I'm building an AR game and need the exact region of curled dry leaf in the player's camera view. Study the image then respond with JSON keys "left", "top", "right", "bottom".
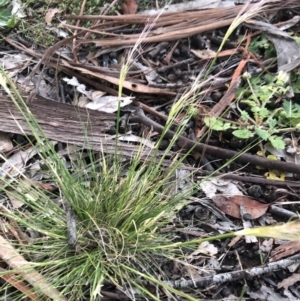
{"left": 121, "top": 0, "right": 138, "bottom": 14}
{"left": 212, "top": 195, "right": 270, "bottom": 219}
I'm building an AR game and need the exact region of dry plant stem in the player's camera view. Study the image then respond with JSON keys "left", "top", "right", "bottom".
{"left": 163, "top": 253, "right": 300, "bottom": 289}
{"left": 81, "top": 18, "right": 238, "bottom": 47}
{"left": 196, "top": 170, "right": 300, "bottom": 188}
{"left": 72, "top": 0, "right": 87, "bottom": 63}
{"left": 131, "top": 108, "right": 300, "bottom": 174}
{"left": 0, "top": 235, "right": 67, "bottom": 301}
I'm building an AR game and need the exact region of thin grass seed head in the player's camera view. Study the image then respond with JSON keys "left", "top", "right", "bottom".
{"left": 119, "top": 4, "right": 171, "bottom": 97}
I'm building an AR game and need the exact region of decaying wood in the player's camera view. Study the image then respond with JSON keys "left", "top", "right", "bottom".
{"left": 0, "top": 94, "right": 172, "bottom": 160}
{"left": 1, "top": 94, "right": 115, "bottom": 136}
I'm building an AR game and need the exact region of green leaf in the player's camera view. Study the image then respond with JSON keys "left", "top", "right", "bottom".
{"left": 204, "top": 117, "right": 230, "bottom": 131}
{"left": 251, "top": 106, "right": 260, "bottom": 113}
{"left": 257, "top": 107, "right": 270, "bottom": 119}
{"left": 0, "top": 7, "right": 13, "bottom": 27}
{"left": 267, "top": 118, "right": 277, "bottom": 129}
{"left": 6, "top": 15, "right": 15, "bottom": 28}
{"left": 259, "top": 86, "right": 272, "bottom": 102}
{"left": 223, "top": 122, "right": 232, "bottom": 130}
{"left": 255, "top": 128, "right": 270, "bottom": 140}
{"left": 268, "top": 136, "right": 285, "bottom": 149}
{"left": 281, "top": 100, "right": 300, "bottom": 126}
{"left": 263, "top": 74, "right": 275, "bottom": 84}
{"left": 0, "top": 0, "right": 11, "bottom": 7}
{"left": 240, "top": 110, "right": 250, "bottom": 122}
{"left": 291, "top": 81, "right": 300, "bottom": 94}
{"left": 241, "top": 99, "right": 257, "bottom": 107}
{"left": 232, "top": 129, "right": 253, "bottom": 139}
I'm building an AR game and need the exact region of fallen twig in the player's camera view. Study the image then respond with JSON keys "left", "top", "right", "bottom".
{"left": 163, "top": 253, "right": 300, "bottom": 289}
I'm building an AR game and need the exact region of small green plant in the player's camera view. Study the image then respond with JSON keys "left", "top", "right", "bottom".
{"left": 248, "top": 34, "right": 276, "bottom": 59}
{"left": 0, "top": 0, "right": 17, "bottom": 28}
{"left": 204, "top": 71, "right": 297, "bottom": 150}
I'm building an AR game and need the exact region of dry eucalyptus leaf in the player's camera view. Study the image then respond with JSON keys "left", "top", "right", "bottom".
{"left": 212, "top": 195, "right": 269, "bottom": 219}
{"left": 189, "top": 241, "right": 218, "bottom": 258}
{"left": 114, "top": 134, "right": 155, "bottom": 148}
{"left": 191, "top": 49, "right": 216, "bottom": 59}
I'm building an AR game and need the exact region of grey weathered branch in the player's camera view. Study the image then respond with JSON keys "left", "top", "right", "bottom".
{"left": 163, "top": 253, "right": 300, "bottom": 289}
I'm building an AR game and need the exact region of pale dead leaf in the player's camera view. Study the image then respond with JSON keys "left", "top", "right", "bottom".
{"left": 7, "top": 191, "right": 24, "bottom": 209}
{"left": 260, "top": 238, "right": 274, "bottom": 253}
{"left": 91, "top": 90, "right": 106, "bottom": 101}
{"left": 189, "top": 241, "right": 218, "bottom": 258}
{"left": 76, "top": 96, "right": 90, "bottom": 108}
{"left": 200, "top": 177, "right": 243, "bottom": 199}
{"left": 45, "top": 8, "right": 60, "bottom": 26}
{"left": 278, "top": 273, "right": 300, "bottom": 289}
{"left": 0, "top": 148, "right": 37, "bottom": 178}
{"left": 114, "top": 134, "right": 155, "bottom": 148}
{"left": 85, "top": 96, "right": 133, "bottom": 113}
{"left": 0, "top": 234, "right": 67, "bottom": 301}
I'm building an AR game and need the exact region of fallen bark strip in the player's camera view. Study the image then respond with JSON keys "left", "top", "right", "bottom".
{"left": 0, "top": 94, "right": 170, "bottom": 161}
{"left": 163, "top": 253, "right": 300, "bottom": 289}
{"left": 131, "top": 107, "right": 300, "bottom": 175}
{"left": 0, "top": 267, "right": 39, "bottom": 300}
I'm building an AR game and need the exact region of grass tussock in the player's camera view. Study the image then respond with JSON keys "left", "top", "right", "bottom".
{"left": 0, "top": 68, "right": 199, "bottom": 300}
{"left": 0, "top": 2, "right": 292, "bottom": 300}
